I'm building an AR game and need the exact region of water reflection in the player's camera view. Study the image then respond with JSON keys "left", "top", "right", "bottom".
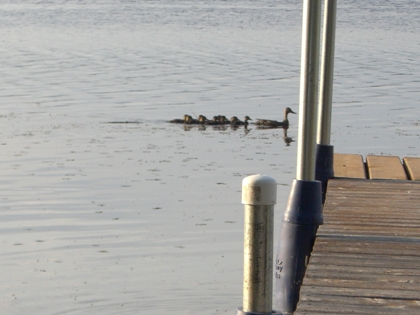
{"left": 106, "top": 117, "right": 295, "bottom": 145}
{"left": 283, "top": 128, "right": 294, "bottom": 146}
{"left": 179, "top": 121, "right": 294, "bottom": 145}
{"left": 182, "top": 122, "right": 252, "bottom": 134}
{"left": 255, "top": 125, "right": 295, "bottom": 146}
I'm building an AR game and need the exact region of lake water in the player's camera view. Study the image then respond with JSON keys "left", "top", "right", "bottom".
{"left": 1, "top": 1, "right": 419, "bottom": 314}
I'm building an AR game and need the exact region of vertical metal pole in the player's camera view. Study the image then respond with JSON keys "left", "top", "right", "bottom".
{"left": 315, "top": 0, "right": 337, "bottom": 201}
{"left": 275, "top": 1, "right": 323, "bottom": 313}
{"left": 236, "top": 175, "right": 279, "bottom": 315}
{"left": 317, "top": 0, "right": 337, "bottom": 145}
{"left": 296, "top": 0, "right": 323, "bottom": 182}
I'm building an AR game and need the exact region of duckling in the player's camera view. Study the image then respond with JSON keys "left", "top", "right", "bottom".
{"left": 218, "top": 115, "right": 230, "bottom": 124}
{"left": 198, "top": 115, "right": 208, "bottom": 124}
{"left": 230, "top": 116, "right": 240, "bottom": 125}
{"left": 188, "top": 115, "right": 205, "bottom": 124}
{"left": 242, "top": 116, "right": 252, "bottom": 126}
{"left": 206, "top": 116, "right": 222, "bottom": 125}
{"left": 255, "top": 107, "right": 296, "bottom": 128}
{"left": 230, "top": 116, "right": 252, "bottom": 126}
{"left": 184, "top": 115, "right": 194, "bottom": 124}
{"left": 168, "top": 114, "right": 190, "bottom": 124}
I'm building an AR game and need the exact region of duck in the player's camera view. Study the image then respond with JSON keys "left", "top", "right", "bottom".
{"left": 168, "top": 114, "right": 191, "bottom": 124}
{"left": 230, "top": 116, "right": 240, "bottom": 125}
{"left": 218, "top": 115, "right": 230, "bottom": 124}
{"left": 197, "top": 115, "right": 208, "bottom": 124}
{"left": 230, "top": 116, "right": 252, "bottom": 126}
{"left": 205, "top": 116, "right": 223, "bottom": 125}
{"left": 254, "top": 107, "right": 296, "bottom": 128}
{"left": 188, "top": 115, "right": 207, "bottom": 124}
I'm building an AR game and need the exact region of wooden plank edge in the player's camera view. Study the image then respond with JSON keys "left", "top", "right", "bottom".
{"left": 366, "top": 155, "right": 408, "bottom": 180}
{"left": 403, "top": 157, "right": 420, "bottom": 181}
{"left": 333, "top": 153, "right": 367, "bottom": 179}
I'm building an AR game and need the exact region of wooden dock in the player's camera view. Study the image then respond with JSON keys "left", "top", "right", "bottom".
{"left": 295, "top": 154, "right": 420, "bottom": 315}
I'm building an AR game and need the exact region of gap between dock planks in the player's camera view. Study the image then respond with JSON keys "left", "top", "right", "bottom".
{"left": 295, "top": 154, "right": 420, "bottom": 315}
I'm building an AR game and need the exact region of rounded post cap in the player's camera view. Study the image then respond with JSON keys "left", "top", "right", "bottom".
{"left": 242, "top": 174, "right": 277, "bottom": 205}
{"left": 236, "top": 307, "right": 282, "bottom": 315}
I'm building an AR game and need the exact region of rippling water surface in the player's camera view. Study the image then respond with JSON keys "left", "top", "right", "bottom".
{"left": 1, "top": 1, "right": 419, "bottom": 314}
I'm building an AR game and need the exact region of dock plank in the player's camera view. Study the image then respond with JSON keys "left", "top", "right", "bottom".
{"left": 333, "top": 153, "right": 366, "bottom": 179}
{"left": 297, "top": 289, "right": 420, "bottom": 315}
{"left": 295, "top": 179, "right": 420, "bottom": 315}
{"left": 366, "top": 155, "right": 407, "bottom": 180}
{"left": 403, "top": 157, "right": 420, "bottom": 181}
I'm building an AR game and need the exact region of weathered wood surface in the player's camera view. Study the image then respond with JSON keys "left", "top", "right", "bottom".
{"left": 404, "top": 157, "right": 420, "bottom": 181}
{"left": 366, "top": 155, "right": 407, "bottom": 180}
{"left": 295, "top": 179, "right": 420, "bottom": 315}
{"left": 333, "top": 154, "right": 420, "bottom": 180}
{"left": 333, "top": 153, "right": 366, "bottom": 179}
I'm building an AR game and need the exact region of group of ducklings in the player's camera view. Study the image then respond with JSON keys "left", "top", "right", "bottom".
{"left": 169, "top": 114, "right": 252, "bottom": 126}
{"left": 168, "top": 107, "right": 297, "bottom": 128}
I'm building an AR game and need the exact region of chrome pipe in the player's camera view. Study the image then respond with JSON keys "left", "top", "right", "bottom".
{"left": 296, "top": 0, "right": 323, "bottom": 181}
{"left": 317, "top": 0, "right": 337, "bottom": 145}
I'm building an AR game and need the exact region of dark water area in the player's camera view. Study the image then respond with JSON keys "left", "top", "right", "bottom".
{"left": 1, "top": 1, "right": 419, "bottom": 314}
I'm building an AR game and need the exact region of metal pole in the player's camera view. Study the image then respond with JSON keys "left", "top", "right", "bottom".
{"left": 296, "top": 0, "right": 323, "bottom": 182}
{"left": 236, "top": 175, "right": 279, "bottom": 315}
{"left": 275, "top": 1, "right": 323, "bottom": 313}
{"left": 317, "top": 0, "right": 337, "bottom": 145}
{"left": 315, "top": 0, "right": 337, "bottom": 202}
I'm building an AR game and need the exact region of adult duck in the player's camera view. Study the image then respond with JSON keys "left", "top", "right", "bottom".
{"left": 254, "top": 107, "right": 296, "bottom": 128}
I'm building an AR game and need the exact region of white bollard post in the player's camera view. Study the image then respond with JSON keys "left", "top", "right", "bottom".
{"left": 236, "top": 175, "right": 278, "bottom": 315}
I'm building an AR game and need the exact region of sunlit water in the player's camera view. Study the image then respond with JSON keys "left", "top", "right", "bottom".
{"left": 1, "top": 1, "right": 419, "bottom": 314}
